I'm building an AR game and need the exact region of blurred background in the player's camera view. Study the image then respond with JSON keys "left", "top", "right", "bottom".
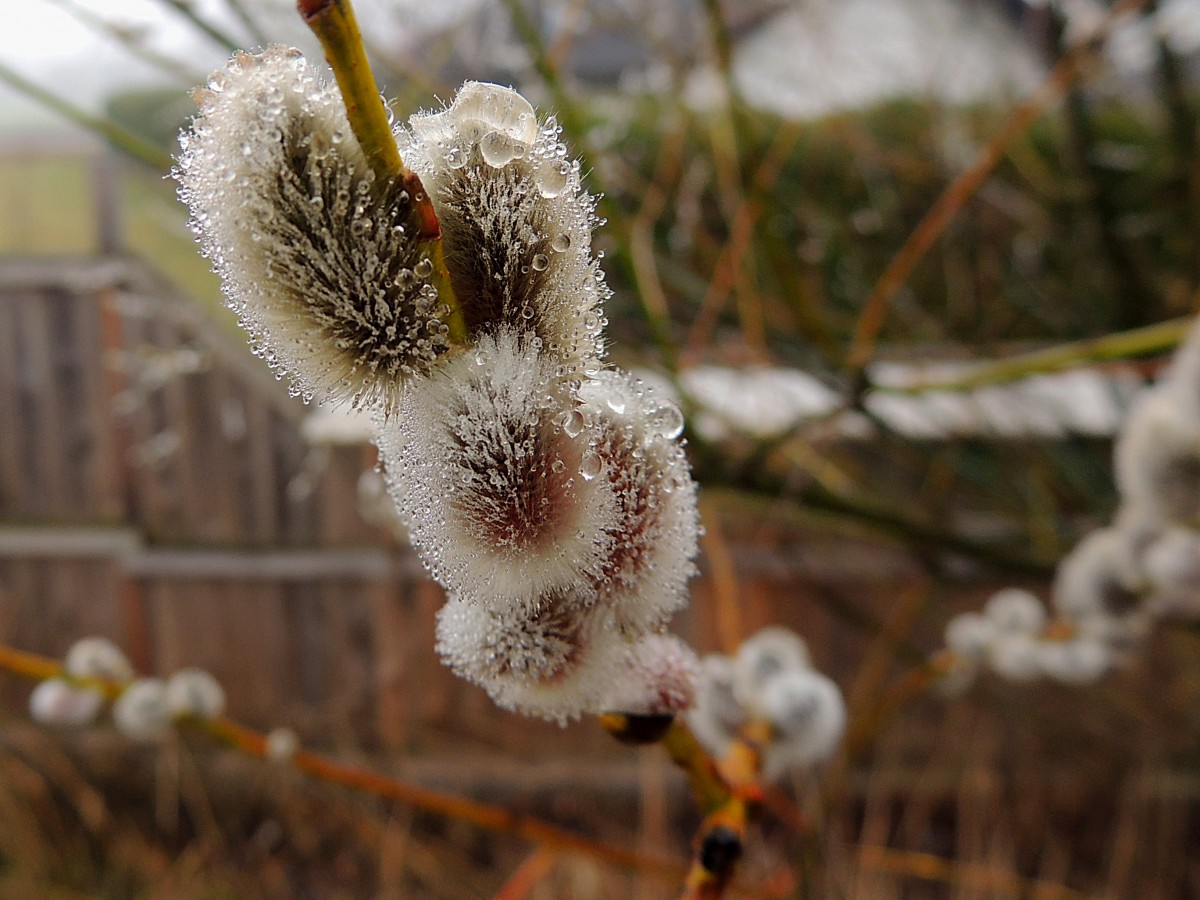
{"left": 1, "top": 0, "right": 1200, "bottom": 896}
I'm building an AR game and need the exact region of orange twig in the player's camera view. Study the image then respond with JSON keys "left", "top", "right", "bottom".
{"left": 0, "top": 642, "right": 684, "bottom": 883}
{"left": 492, "top": 847, "right": 557, "bottom": 900}
{"left": 844, "top": 0, "right": 1150, "bottom": 385}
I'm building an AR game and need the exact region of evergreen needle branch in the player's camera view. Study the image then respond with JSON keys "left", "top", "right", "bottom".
{"left": 297, "top": 0, "right": 468, "bottom": 344}
{"left": 843, "top": 0, "right": 1150, "bottom": 391}
{"left": 870, "top": 316, "right": 1191, "bottom": 394}
{"left": 0, "top": 642, "right": 683, "bottom": 882}
{"left": 0, "top": 61, "right": 172, "bottom": 171}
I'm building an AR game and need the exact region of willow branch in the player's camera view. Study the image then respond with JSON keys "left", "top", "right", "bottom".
{"left": 0, "top": 61, "right": 172, "bottom": 171}
{"left": 297, "top": 0, "right": 467, "bottom": 344}
{"left": 0, "top": 643, "right": 682, "bottom": 882}
{"left": 872, "top": 316, "right": 1190, "bottom": 394}
{"left": 844, "top": 0, "right": 1151, "bottom": 388}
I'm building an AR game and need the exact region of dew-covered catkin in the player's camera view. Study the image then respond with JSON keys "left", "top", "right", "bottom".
{"left": 176, "top": 46, "right": 455, "bottom": 410}
{"left": 378, "top": 329, "right": 615, "bottom": 608}
{"left": 403, "top": 81, "right": 608, "bottom": 379}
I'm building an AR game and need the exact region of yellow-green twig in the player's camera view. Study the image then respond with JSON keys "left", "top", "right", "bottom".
{"left": 297, "top": 0, "right": 468, "bottom": 345}
{"left": 872, "top": 316, "right": 1190, "bottom": 394}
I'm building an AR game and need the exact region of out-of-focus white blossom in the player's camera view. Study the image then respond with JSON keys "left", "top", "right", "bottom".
{"left": 944, "top": 611, "right": 997, "bottom": 661}
{"left": 733, "top": 626, "right": 812, "bottom": 704}
{"left": 265, "top": 727, "right": 300, "bottom": 763}
{"left": 64, "top": 637, "right": 134, "bottom": 684}
{"left": 984, "top": 588, "right": 1048, "bottom": 634}
{"left": 687, "top": 654, "right": 747, "bottom": 758}
{"left": 165, "top": 668, "right": 226, "bottom": 721}
{"left": 1053, "top": 525, "right": 1146, "bottom": 621}
{"left": 29, "top": 678, "right": 104, "bottom": 727}
{"left": 688, "top": 628, "right": 843, "bottom": 779}
{"left": 758, "top": 668, "right": 846, "bottom": 780}
{"left": 1115, "top": 387, "right": 1200, "bottom": 528}
{"left": 113, "top": 678, "right": 171, "bottom": 742}
{"left": 1141, "top": 526, "right": 1200, "bottom": 618}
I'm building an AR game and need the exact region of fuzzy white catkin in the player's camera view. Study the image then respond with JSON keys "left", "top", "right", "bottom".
{"left": 113, "top": 678, "right": 171, "bottom": 742}
{"left": 176, "top": 46, "right": 452, "bottom": 411}
{"left": 687, "top": 654, "right": 748, "bottom": 759}
{"left": 983, "top": 588, "right": 1048, "bottom": 634}
{"left": 265, "top": 727, "right": 300, "bottom": 763}
{"left": 758, "top": 668, "right": 846, "bottom": 780}
{"left": 944, "top": 611, "right": 997, "bottom": 661}
{"left": 1115, "top": 386, "right": 1200, "bottom": 528}
{"left": 379, "top": 329, "right": 614, "bottom": 608}
{"left": 165, "top": 668, "right": 226, "bottom": 720}
{"left": 1141, "top": 526, "right": 1200, "bottom": 618}
{"left": 1036, "top": 636, "right": 1113, "bottom": 685}
{"left": 403, "top": 81, "right": 608, "bottom": 379}
{"left": 575, "top": 370, "right": 700, "bottom": 636}
{"left": 732, "top": 626, "right": 812, "bottom": 706}
{"left": 434, "top": 592, "right": 629, "bottom": 723}
{"left": 986, "top": 632, "right": 1043, "bottom": 682}
{"left": 64, "top": 637, "right": 134, "bottom": 684}
{"left": 29, "top": 678, "right": 104, "bottom": 727}
{"left": 1052, "top": 526, "right": 1146, "bottom": 621}
{"left": 602, "top": 633, "right": 700, "bottom": 716}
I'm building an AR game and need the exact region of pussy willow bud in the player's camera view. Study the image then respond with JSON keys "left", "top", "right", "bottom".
{"left": 379, "top": 329, "right": 614, "bottom": 607}
{"left": 29, "top": 678, "right": 104, "bottom": 727}
{"left": 434, "top": 591, "right": 628, "bottom": 724}
{"left": 1115, "top": 387, "right": 1200, "bottom": 527}
{"left": 1141, "top": 525, "right": 1200, "bottom": 618}
{"left": 986, "top": 632, "right": 1042, "bottom": 682}
{"left": 575, "top": 370, "right": 700, "bottom": 636}
{"left": 983, "top": 588, "right": 1048, "bottom": 634}
{"left": 165, "top": 668, "right": 226, "bottom": 721}
{"left": 758, "top": 668, "right": 846, "bottom": 780}
{"left": 1052, "top": 526, "right": 1145, "bottom": 621}
{"left": 602, "top": 633, "right": 699, "bottom": 717}
{"left": 176, "top": 46, "right": 451, "bottom": 410}
{"left": 687, "top": 654, "right": 748, "bottom": 758}
{"left": 403, "top": 82, "right": 608, "bottom": 379}
{"left": 64, "top": 636, "right": 134, "bottom": 684}
{"left": 113, "top": 678, "right": 171, "bottom": 742}
{"left": 1036, "top": 635, "right": 1113, "bottom": 685}
{"left": 732, "top": 626, "right": 812, "bottom": 705}
{"left": 943, "top": 611, "right": 997, "bottom": 661}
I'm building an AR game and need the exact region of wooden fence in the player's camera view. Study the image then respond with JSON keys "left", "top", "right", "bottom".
{"left": 0, "top": 255, "right": 971, "bottom": 758}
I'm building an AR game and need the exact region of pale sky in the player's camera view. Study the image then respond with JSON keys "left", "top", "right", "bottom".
{"left": 0, "top": 0, "right": 390, "bottom": 132}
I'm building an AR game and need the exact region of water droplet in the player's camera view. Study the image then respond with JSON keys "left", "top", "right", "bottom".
{"left": 536, "top": 160, "right": 570, "bottom": 198}
{"left": 395, "top": 268, "right": 416, "bottom": 288}
{"left": 331, "top": 129, "right": 345, "bottom": 144}
{"left": 579, "top": 451, "right": 603, "bottom": 481}
{"left": 531, "top": 253, "right": 549, "bottom": 271}
{"left": 562, "top": 409, "right": 585, "bottom": 438}
{"left": 550, "top": 233, "right": 571, "bottom": 252}
{"left": 606, "top": 395, "right": 626, "bottom": 414}
{"left": 414, "top": 258, "right": 434, "bottom": 278}
{"left": 446, "top": 146, "right": 466, "bottom": 168}
{"left": 653, "top": 402, "right": 685, "bottom": 439}
{"left": 480, "top": 130, "right": 521, "bottom": 168}
{"left": 350, "top": 218, "right": 371, "bottom": 236}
